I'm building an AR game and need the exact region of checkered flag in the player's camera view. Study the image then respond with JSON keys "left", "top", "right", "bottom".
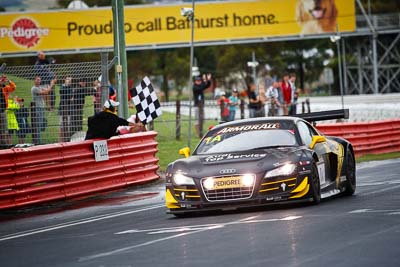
{"left": 130, "top": 76, "right": 162, "bottom": 124}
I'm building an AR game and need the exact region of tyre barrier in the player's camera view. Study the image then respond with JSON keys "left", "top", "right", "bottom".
{"left": 316, "top": 119, "right": 400, "bottom": 157}
{"left": 0, "top": 131, "right": 159, "bottom": 210}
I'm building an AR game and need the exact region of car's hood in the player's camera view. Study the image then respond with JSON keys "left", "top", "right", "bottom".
{"left": 171, "top": 147, "right": 302, "bottom": 178}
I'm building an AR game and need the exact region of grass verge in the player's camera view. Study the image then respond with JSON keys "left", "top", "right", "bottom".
{"left": 356, "top": 152, "right": 400, "bottom": 163}
{"left": 153, "top": 112, "right": 217, "bottom": 171}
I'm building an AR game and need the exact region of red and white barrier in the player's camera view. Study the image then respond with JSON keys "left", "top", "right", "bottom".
{"left": 0, "top": 131, "right": 159, "bottom": 210}
{"left": 317, "top": 119, "right": 400, "bottom": 157}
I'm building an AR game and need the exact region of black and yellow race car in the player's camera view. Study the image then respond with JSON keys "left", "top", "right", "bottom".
{"left": 165, "top": 109, "right": 356, "bottom": 216}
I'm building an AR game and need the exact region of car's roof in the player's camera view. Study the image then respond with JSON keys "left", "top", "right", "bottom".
{"left": 211, "top": 116, "right": 304, "bottom": 131}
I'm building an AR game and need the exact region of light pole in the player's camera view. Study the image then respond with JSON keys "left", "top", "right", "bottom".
{"left": 247, "top": 51, "right": 259, "bottom": 84}
{"left": 112, "top": 0, "right": 129, "bottom": 119}
{"left": 330, "top": 33, "right": 344, "bottom": 109}
{"left": 181, "top": 2, "right": 195, "bottom": 149}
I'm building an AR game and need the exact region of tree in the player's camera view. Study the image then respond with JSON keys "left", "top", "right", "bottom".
{"left": 359, "top": 0, "right": 400, "bottom": 14}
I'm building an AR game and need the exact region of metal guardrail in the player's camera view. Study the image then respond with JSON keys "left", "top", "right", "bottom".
{"left": 0, "top": 132, "right": 159, "bottom": 210}
{"left": 317, "top": 119, "right": 400, "bottom": 157}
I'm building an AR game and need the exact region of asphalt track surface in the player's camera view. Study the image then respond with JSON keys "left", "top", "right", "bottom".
{"left": 1, "top": 158, "right": 399, "bottom": 267}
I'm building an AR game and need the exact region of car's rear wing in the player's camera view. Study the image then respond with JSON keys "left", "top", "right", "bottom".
{"left": 293, "top": 109, "right": 349, "bottom": 122}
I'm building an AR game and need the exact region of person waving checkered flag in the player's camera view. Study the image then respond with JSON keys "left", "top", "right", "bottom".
{"left": 130, "top": 76, "right": 162, "bottom": 124}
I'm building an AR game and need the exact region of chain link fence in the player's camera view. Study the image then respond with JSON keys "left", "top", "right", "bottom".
{"left": 1, "top": 59, "right": 229, "bottom": 148}
{"left": 1, "top": 61, "right": 105, "bottom": 146}
{"left": 1, "top": 60, "right": 312, "bottom": 148}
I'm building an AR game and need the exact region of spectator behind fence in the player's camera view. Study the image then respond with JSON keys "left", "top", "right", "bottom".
{"left": 193, "top": 73, "right": 212, "bottom": 137}
{"left": 248, "top": 82, "right": 266, "bottom": 118}
{"left": 93, "top": 76, "right": 119, "bottom": 113}
{"left": 109, "top": 84, "right": 116, "bottom": 101}
{"left": 281, "top": 73, "right": 292, "bottom": 115}
{"left": 0, "top": 75, "right": 16, "bottom": 146}
{"left": 276, "top": 81, "right": 284, "bottom": 115}
{"left": 256, "top": 82, "right": 266, "bottom": 117}
{"left": 59, "top": 76, "right": 73, "bottom": 142}
{"left": 93, "top": 78, "right": 102, "bottom": 113}
{"left": 288, "top": 73, "right": 298, "bottom": 115}
{"left": 85, "top": 100, "right": 145, "bottom": 140}
{"left": 15, "top": 98, "right": 30, "bottom": 144}
{"left": 266, "top": 81, "right": 281, "bottom": 116}
{"left": 71, "top": 77, "right": 91, "bottom": 133}
{"left": 6, "top": 94, "right": 20, "bottom": 144}
{"left": 31, "top": 76, "right": 55, "bottom": 145}
{"left": 217, "top": 91, "right": 230, "bottom": 122}
{"left": 228, "top": 89, "right": 239, "bottom": 121}
{"left": 34, "top": 51, "right": 56, "bottom": 110}
{"left": 247, "top": 82, "right": 258, "bottom": 118}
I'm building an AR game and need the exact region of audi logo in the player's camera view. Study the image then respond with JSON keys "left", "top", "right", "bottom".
{"left": 219, "top": 168, "right": 236, "bottom": 174}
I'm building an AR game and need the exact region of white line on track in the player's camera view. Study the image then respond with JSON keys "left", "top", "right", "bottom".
{"left": 115, "top": 216, "right": 302, "bottom": 235}
{"left": 79, "top": 215, "right": 302, "bottom": 262}
{"left": 349, "top": 209, "right": 400, "bottom": 214}
{"left": 358, "top": 179, "right": 400, "bottom": 186}
{"left": 115, "top": 215, "right": 260, "bottom": 235}
{"left": 0, "top": 204, "right": 165, "bottom": 242}
{"left": 358, "top": 184, "right": 400, "bottom": 196}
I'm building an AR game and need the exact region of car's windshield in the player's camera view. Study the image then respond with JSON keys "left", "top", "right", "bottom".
{"left": 195, "top": 122, "right": 298, "bottom": 155}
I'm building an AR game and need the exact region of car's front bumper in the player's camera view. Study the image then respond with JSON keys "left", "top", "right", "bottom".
{"left": 166, "top": 174, "right": 312, "bottom": 214}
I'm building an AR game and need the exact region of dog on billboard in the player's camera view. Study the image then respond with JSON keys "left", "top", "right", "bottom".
{"left": 296, "top": 0, "right": 338, "bottom": 34}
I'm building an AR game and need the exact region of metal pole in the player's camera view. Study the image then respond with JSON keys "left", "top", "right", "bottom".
{"left": 357, "top": 44, "right": 363, "bottom": 94}
{"left": 356, "top": 0, "right": 378, "bottom": 95}
{"left": 356, "top": 0, "right": 375, "bottom": 34}
{"left": 252, "top": 51, "right": 257, "bottom": 84}
{"left": 337, "top": 39, "right": 344, "bottom": 109}
{"left": 367, "top": 0, "right": 371, "bottom": 18}
{"left": 112, "top": 0, "right": 129, "bottom": 118}
{"left": 341, "top": 38, "right": 348, "bottom": 95}
{"left": 334, "top": 24, "right": 344, "bottom": 109}
{"left": 100, "top": 52, "right": 109, "bottom": 106}
{"left": 372, "top": 34, "right": 379, "bottom": 94}
{"left": 187, "top": 0, "right": 195, "bottom": 149}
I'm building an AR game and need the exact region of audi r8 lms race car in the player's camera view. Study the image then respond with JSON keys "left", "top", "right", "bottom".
{"left": 165, "top": 109, "right": 356, "bottom": 216}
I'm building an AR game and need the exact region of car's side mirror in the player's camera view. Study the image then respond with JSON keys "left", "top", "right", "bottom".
{"left": 179, "top": 147, "right": 191, "bottom": 158}
{"left": 309, "top": 135, "right": 326, "bottom": 149}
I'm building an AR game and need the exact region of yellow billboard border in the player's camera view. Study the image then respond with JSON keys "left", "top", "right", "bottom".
{"left": 0, "top": 0, "right": 355, "bottom": 54}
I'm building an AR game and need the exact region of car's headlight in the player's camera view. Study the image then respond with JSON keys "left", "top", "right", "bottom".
{"left": 265, "top": 163, "right": 296, "bottom": 178}
{"left": 203, "top": 177, "right": 214, "bottom": 190}
{"left": 242, "top": 174, "right": 255, "bottom": 187}
{"left": 173, "top": 173, "right": 195, "bottom": 185}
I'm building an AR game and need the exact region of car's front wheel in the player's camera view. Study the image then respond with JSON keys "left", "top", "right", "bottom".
{"left": 344, "top": 151, "right": 356, "bottom": 196}
{"left": 310, "top": 162, "right": 321, "bottom": 204}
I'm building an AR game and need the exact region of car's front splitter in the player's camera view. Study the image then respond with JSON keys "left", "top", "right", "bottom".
{"left": 166, "top": 194, "right": 313, "bottom": 215}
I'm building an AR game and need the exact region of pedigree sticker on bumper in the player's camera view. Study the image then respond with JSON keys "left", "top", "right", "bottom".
{"left": 208, "top": 177, "right": 242, "bottom": 190}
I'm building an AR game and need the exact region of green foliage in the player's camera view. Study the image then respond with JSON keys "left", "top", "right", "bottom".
{"left": 359, "top": 0, "right": 400, "bottom": 14}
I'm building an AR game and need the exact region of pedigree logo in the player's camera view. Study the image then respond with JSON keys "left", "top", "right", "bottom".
{"left": 0, "top": 17, "right": 49, "bottom": 48}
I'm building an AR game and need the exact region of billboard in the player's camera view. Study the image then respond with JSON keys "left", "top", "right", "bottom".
{"left": 0, "top": 0, "right": 355, "bottom": 54}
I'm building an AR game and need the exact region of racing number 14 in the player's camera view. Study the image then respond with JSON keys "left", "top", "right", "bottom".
{"left": 93, "top": 140, "right": 109, "bottom": 162}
